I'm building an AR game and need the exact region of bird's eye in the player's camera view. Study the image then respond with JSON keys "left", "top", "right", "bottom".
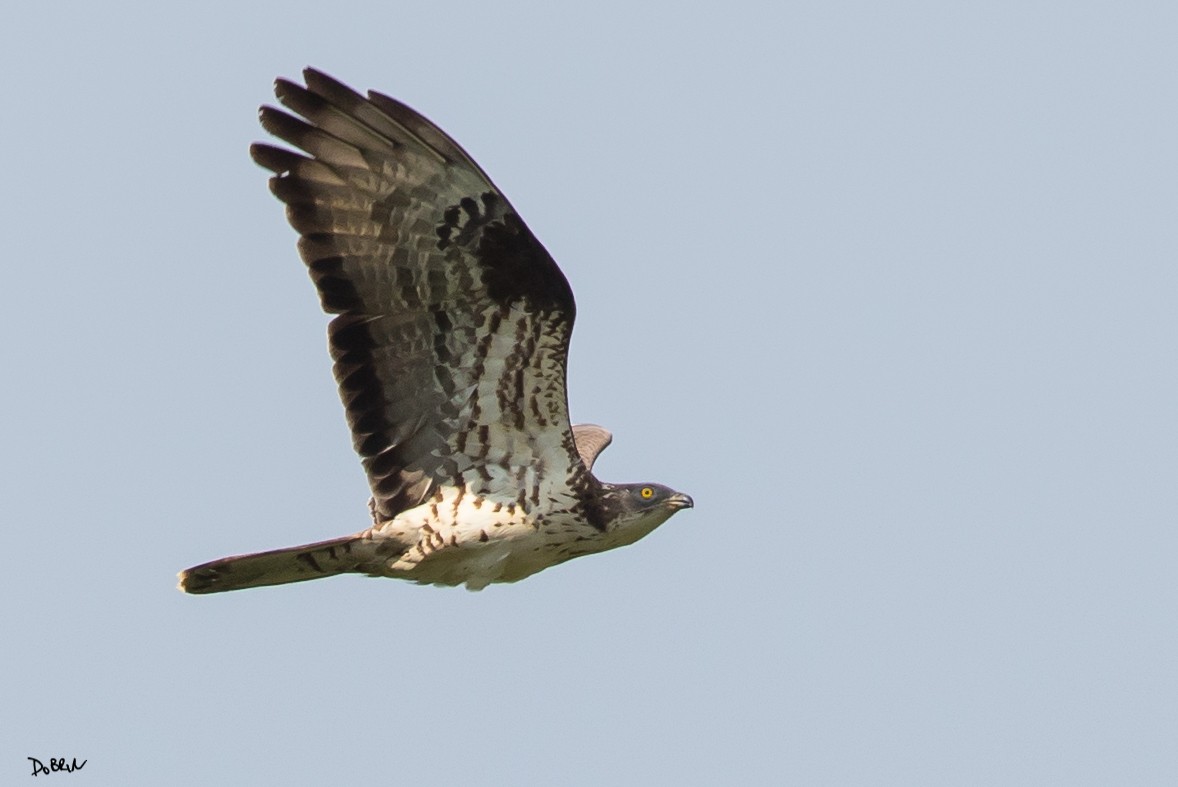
{"left": 640, "top": 487, "right": 655, "bottom": 499}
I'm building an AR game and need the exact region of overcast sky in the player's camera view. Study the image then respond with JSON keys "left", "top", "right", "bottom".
{"left": 5, "top": 1, "right": 1177, "bottom": 784}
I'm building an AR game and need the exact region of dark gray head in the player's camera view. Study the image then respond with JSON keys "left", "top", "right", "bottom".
{"left": 571, "top": 424, "right": 692, "bottom": 550}
{"left": 597, "top": 482, "right": 693, "bottom": 550}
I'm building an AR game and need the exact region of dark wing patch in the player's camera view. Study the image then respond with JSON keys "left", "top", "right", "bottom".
{"left": 252, "top": 68, "right": 589, "bottom": 520}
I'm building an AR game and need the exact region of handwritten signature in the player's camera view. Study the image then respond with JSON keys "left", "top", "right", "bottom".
{"left": 28, "top": 758, "right": 86, "bottom": 777}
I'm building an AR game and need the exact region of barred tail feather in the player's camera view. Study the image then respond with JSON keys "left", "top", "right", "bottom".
{"left": 178, "top": 535, "right": 370, "bottom": 594}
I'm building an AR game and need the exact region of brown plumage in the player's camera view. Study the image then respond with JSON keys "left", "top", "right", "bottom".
{"left": 179, "top": 69, "right": 691, "bottom": 594}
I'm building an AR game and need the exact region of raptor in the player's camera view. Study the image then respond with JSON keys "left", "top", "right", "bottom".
{"left": 179, "top": 69, "right": 692, "bottom": 593}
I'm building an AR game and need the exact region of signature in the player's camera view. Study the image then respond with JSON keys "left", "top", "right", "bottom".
{"left": 29, "top": 758, "right": 86, "bottom": 777}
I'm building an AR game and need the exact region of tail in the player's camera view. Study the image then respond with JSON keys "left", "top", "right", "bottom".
{"left": 178, "top": 534, "right": 372, "bottom": 594}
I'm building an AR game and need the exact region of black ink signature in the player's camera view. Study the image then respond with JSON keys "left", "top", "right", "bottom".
{"left": 28, "top": 757, "right": 86, "bottom": 777}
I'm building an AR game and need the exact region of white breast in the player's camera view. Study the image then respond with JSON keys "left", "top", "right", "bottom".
{"left": 370, "top": 484, "right": 592, "bottom": 589}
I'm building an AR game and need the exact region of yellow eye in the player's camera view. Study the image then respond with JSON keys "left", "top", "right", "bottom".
{"left": 640, "top": 487, "right": 655, "bottom": 499}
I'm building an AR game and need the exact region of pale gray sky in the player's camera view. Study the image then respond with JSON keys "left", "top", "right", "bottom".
{"left": 5, "top": 1, "right": 1177, "bottom": 784}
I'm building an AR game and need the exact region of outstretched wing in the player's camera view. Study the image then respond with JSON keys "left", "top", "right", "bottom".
{"left": 252, "top": 68, "right": 590, "bottom": 521}
{"left": 572, "top": 424, "right": 612, "bottom": 472}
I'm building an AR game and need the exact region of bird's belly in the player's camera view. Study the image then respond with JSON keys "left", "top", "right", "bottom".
{"left": 370, "top": 488, "right": 592, "bottom": 590}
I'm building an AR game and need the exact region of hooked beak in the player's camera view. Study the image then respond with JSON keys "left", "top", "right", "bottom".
{"left": 666, "top": 493, "right": 694, "bottom": 511}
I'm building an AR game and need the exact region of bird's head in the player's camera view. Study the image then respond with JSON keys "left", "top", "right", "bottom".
{"left": 599, "top": 482, "right": 693, "bottom": 549}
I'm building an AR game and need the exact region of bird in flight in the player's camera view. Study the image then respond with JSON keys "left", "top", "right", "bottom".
{"left": 179, "top": 69, "right": 692, "bottom": 593}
